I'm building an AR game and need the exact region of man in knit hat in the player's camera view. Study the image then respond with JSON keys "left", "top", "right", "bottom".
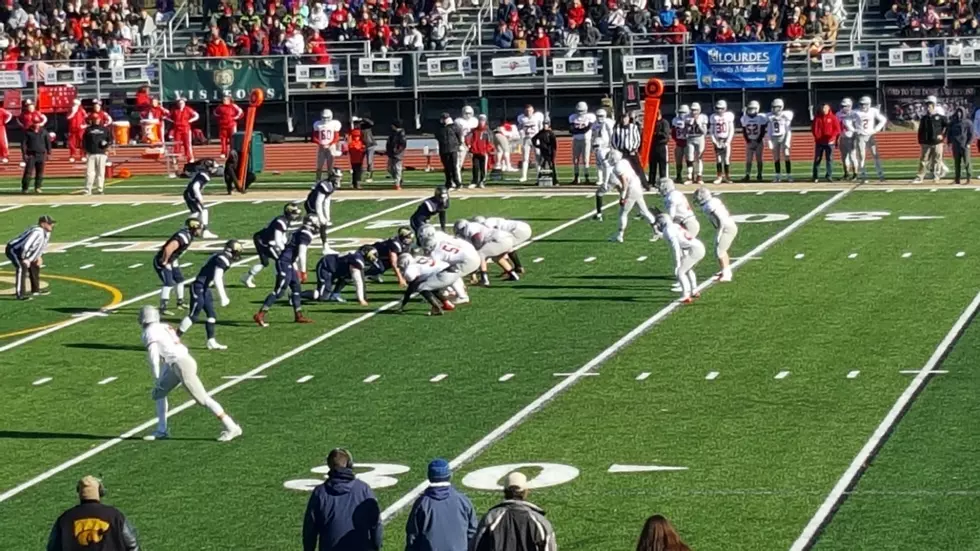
{"left": 472, "top": 472, "right": 557, "bottom": 551}
{"left": 405, "top": 459, "right": 478, "bottom": 551}
{"left": 46, "top": 476, "right": 141, "bottom": 551}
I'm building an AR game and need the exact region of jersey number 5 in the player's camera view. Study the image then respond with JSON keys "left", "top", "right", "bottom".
{"left": 440, "top": 244, "right": 460, "bottom": 254}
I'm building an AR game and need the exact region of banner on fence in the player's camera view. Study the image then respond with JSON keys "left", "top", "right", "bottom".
{"left": 491, "top": 56, "right": 536, "bottom": 76}
{"left": 883, "top": 86, "right": 975, "bottom": 122}
{"left": 694, "top": 44, "right": 783, "bottom": 89}
{"left": 0, "top": 70, "right": 25, "bottom": 89}
{"left": 623, "top": 54, "right": 669, "bottom": 74}
{"left": 161, "top": 58, "right": 286, "bottom": 102}
{"left": 888, "top": 47, "right": 934, "bottom": 67}
{"left": 552, "top": 57, "right": 598, "bottom": 76}
{"left": 296, "top": 64, "right": 341, "bottom": 83}
{"left": 820, "top": 51, "right": 869, "bottom": 71}
{"left": 427, "top": 57, "right": 471, "bottom": 76}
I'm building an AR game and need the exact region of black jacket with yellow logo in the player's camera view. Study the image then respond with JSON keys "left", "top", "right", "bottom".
{"left": 47, "top": 500, "right": 140, "bottom": 551}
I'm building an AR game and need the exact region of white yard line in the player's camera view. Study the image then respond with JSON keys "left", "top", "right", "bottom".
{"left": 97, "top": 377, "right": 118, "bottom": 385}
{"left": 32, "top": 377, "right": 52, "bottom": 386}
{"left": 0, "top": 204, "right": 23, "bottom": 214}
{"left": 705, "top": 371, "right": 720, "bottom": 380}
{"left": 363, "top": 374, "right": 381, "bottom": 383}
{"left": 498, "top": 373, "right": 514, "bottom": 382}
{"left": 789, "top": 290, "right": 980, "bottom": 551}
{"left": 429, "top": 374, "right": 448, "bottom": 383}
{"left": 847, "top": 370, "right": 860, "bottom": 379}
{"left": 0, "top": 202, "right": 610, "bottom": 504}
{"left": 775, "top": 370, "right": 791, "bottom": 380}
{"left": 296, "top": 375, "right": 314, "bottom": 383}
{"left": 378, "top": 187, "right": 856, "bottom": 523}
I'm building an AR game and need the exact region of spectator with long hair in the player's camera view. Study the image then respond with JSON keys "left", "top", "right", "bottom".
{"left": 635, "top": 515, "right": 691, "bottom": 551}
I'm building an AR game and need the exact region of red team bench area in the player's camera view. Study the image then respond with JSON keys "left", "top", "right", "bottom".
{"left": 0, "top": 130, "right": 927, "bottom": 179}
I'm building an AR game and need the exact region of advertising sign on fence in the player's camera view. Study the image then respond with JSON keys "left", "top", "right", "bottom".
{"left": 693, "top": 44, "right": 784, "bottom": 89}
{"left": 883, "top": 86, "right": 976, "bottom": 123}
{"left": 491, "top": 56, "right": 537, "bottom": 76}
{"left": 161, "top": 58, "right": 286, "bottom": 102}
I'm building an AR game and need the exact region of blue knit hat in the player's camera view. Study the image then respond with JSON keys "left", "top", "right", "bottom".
{"left": 427, "top": 459, "right": 452, "bottom": 483}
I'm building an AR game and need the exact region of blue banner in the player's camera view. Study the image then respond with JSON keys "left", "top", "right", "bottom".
{"left": 694, "top": 44, "right": 784, "bottom": 89}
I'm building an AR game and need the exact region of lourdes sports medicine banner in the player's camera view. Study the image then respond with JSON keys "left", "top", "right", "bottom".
{"left": 694, "top": 44, "right": 784, "bottom": 89}
{"left": 161, "top": 58, "right": 286, "bottom": 102}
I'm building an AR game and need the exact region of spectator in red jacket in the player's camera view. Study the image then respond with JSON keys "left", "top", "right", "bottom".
{"left": 308, "top": 30, "right": 329, "bottom": 64}
{"left": 467, "top": 114, "right": 494, "bottom": 188}
{"left": 348, "top": 127, "right": 367, "bottom": 189}
{"left": 531, "top": 27, "right": 551, "bottom": 58}
{"left": 207, "top": 29, "right": 230, "bottom": 56}
{"left": 214, "top": 96, "right": 244, "bottom": 159}
{"left": 715, "top": 20, "right": 735, "bottom": 42}
{"left": 567, "top": 0, "right": 586, "bottom": 27}
{"left": 812, "top": 103, "right": 841, "bottom": 182}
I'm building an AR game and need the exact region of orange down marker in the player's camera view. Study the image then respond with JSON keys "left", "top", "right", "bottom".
{"left": 638, "top": 78, "right": 664, "bottom": 171}
{"left": 236, "top": 88, "right": 265, "bottom": 192}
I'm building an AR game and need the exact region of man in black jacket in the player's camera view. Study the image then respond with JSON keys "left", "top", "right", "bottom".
{"left": 22, "top": 122, "right": 50, "bottom": 194}
{"left": 434, "top": 113, "right": 462, "bottom": 189}
{"left": 531, "top": 119, "right": 558, "bottom": 186}
{"left": 82, "top": 115, "right": 111, "bottom": 194}
{"left": 648, "top": 109, "right": 671, "bottom": 185}
{"left": 948, "top": 107, "right": 973, "bottom": 184}
{"left": 914, "top": 96, "right": 948, "bottom": 184}
{"left": 47, "top": 476, "right": 140, "bottom": 551}
{"left": 352, "top": 115, "right": 377, "bottom": 182}
{"left": 386, "top": 119, "right": 407, "bottom": 190}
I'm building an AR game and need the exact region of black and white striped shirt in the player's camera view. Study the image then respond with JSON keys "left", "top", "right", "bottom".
{"left": 612, "top": 123, "right": 642, "bottom": 154}
{"left": 7, "top": 225, "right": 49, "bottom": 262}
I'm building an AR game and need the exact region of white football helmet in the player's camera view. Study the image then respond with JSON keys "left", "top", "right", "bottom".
{"left": 678, "top": 105, "right": 691, "bottom": 116}
{"left": 694, "top": 186, "right": 712, "bottom": 205}
{"left": 715, "top": 99, "right": 727, "bottom": 112}
{"left": 691, "top": 102, "right": 702, "bottom": 114}
{"left": 418, "top": 224, "right": 437, "bottom": 243}
{"left": 138, "top": 305, "right": 160, "bottom": 326}
{"left": 747, "top": 100, "right": 760, "bottom": 115}
{"left": 462, "top": 106, "right": 475, "bottom": 118}
{"left": 421, "top": 236, "right": 439, "bottom": 253}
{"left": 453, "top": 219, "right": 469, "bottom": 237}
{"left": 596, "top": 108, "right": 607, "bottom": 121}
{"left": 606, "top": 149, "right": 624, "bottom": 165}
{"left": 654, "top": 213, "right": 672, "bottom": 232}
{"left": 321, "top": 109, "right": 333, "bottom": 121}
{"left": 575, "top": 101, "right": 588, "bottom": 114}
{"left": 840, "top": 97, "right": 853, "bottom": 112}
{"left": 658, "top": 177, "right": 675, "bottom": 195}
{"left": 859, "top": 96, "right": 872, "bottom": 111}
{"left": 771, "top": 99, "right": 784, "bottom": 113}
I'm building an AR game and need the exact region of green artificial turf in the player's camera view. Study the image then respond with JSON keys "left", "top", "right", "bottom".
{"left": 0, "top": 187, "right": 977, "bottom": 551}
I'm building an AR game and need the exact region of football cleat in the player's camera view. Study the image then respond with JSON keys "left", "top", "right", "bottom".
{"left": 609, "top": 233, "right": 624, "bottom": 243}
{"left": 143, "top": 430, "right": 170, "bottom": 441}
{"left": 207, "top": 339, "right": 228, "bottom": 350}
{"left": 253, "top": 311, "right": 268, "bottom": 327}
{"left": 217, "top": 424, "right": 243, "bottom": 442}
{"left": 442, "top": 300, "right": 456, "bottom": 311}
{"left": 202, "top": 230, "right": 219, "bottom": 239}
{"left": 240, "top": 274, "right": 256, "bottom": 288}
{"left": 327, "top": 293, "right": 346, "bottom": 302}
{"left": 670, "top": 283, "right": 683, "bottom": 293}
{"left": 294, "top": 313, "right": 314, "bottom": 324}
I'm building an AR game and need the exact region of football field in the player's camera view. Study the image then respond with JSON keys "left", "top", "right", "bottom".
{"left": 1, "top": 179, "right": 979, "bottom": 550}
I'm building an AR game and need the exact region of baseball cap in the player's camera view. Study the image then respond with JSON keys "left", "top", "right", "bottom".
{"left": 504, "top": 471, "right": 528, "bottom": 491}
{"left": 38, "top": 215, "right": 55, "bottom": 225}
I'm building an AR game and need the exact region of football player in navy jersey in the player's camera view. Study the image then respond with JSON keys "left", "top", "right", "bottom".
{"left": 253, "top": 215, "right": 318, "bottom": 326}
{"left": 183, "top": 158, "right": 220, "bottom": 238}
{"left": 302, "top": 245, "right": 379, "bottom": 306}
{"left": 410, "top": 186, "right": 450, "bottom": 240}
{"left": 242, "top": 203, "right": 302, "bottom": 288}
{"left": 305, "top": 172, "right": 338, "bottom": 253}
{"left": 365, "top": 226, "right": 415, "bottom": 286}
{"left": 154, "top": 218, "right": 203, "bottom": 314}
{"left": 177, "top": 240, "right": 243, "bottom": 350}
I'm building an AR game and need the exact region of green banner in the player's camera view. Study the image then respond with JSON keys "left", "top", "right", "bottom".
{"left": 161, "top": 58, "right": 285, "bottom": 102}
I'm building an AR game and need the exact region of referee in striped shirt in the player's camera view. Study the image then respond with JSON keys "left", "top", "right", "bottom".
{"left": 611, "top": 112, "right": 648, "bottom": 189}
{"left": 5, "top": 215, "right": 55, "bottom": 300}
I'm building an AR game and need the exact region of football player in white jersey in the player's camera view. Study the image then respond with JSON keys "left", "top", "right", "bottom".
{"left": 766, "top": 98, "right": 794, "bottom": 182}
{"left": 655, "top": 214, "right": 706, "bottom": 304}
{"left": 604, "top": 150, "right": 660, "bottom": 243}
{"left": 139, "top": 305, "right": 242, "bottom": 442}
{"left": 472, "top": 215, "right": 532, "bottom": 272}
{"left": 454, "top": 219, "right": 520, "bottom": 283}
{"left": 422, "top": 232, "right": 479, "bottom": 304}
{"left": 591, "top": 108, "right": 615, "bottom": 189}
{"left": 569, "top": 101, "right": 596, "bottom": 184}
{"left": 313, "top": 109, "right": 342, "bottom": 183}
{"left": 396, "top": 253, "right": 460, "bottom": 316}
{"left": 456, "top": 106, "right": 479, "bottom": 177}
{"left": 517, "top": 105, "right": 544, "bottom": 182}
{"left": 658, "top": 177, "right": 699, "bottom": 237}
{"left": 848, "top": 96, "right": 887, "bottom": 182}
{"left": 709, "top": 100, "right": 736, "bottom": 183}
{"left": 684, "top": 102, "right": 709, "bottom": 184}
{"left": 741, "top": 101, "right": 767, "bottom": 182}
{"left": 694, "top": 187, "right": 737, "bottom": 282}
{"left": 672, "top": 105, "right": 690, "bottom": 181}
{"left": 836, "top": 98, "right": 858, "bottom": 180}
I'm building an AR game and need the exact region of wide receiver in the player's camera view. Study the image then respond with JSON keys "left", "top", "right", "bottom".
{"left": 139, "top": 305, "right": 242, "bottom": 442}
{"left": 694, "top": 187, "right": 738, "bottom": 282}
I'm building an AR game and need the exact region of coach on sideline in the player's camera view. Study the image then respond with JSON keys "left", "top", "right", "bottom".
{"left": 5, "top": 214, "right": 54, "bottom": 300}
{"left": 83, "top": 113, "right": 112, "bottom": 195}
{"left": 303, "top": 448, "right": 382, "bottom": 551}
{"left": 46, "top": 475, "right": 140, "bottom": 551}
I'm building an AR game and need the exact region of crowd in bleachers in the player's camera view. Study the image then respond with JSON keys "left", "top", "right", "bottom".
{"left": 492, "top": 0, "right": 846, "bottom": 61}
{"left": 887, "top": 0, "right": 980, "bottom": 48}
{"left": 0, "top": 0, "right": 167, "bottom": 69}
{"left": 188, "top": 0, "right": 462, "bottom": 57}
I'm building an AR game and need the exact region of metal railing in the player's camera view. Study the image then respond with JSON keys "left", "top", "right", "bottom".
{"left": 165, "top": 1, "right": 192, "bottom": 56}
{"left": 7, "top": 37, "right": 977, "bottom": 103}
{"left": 850, "top": 0, "right": 866, "bottom": 49}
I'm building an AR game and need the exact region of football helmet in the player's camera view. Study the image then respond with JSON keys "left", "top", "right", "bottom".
{"left": 396, "top": 226, "right": 415, "bottom": 246}
{"left": 771, "top": 98, "right": 784, "bottom": 113}
{"left": 746, "top": 101, "right": 760, "bottom": 115}
{"left": 606, "top": 149, "right": 624, "bottom": 165}
{"left": 185, "top": 217, "right": 204, "bottom": 237}
{"left": 658, "top": 177, "right": 676, "bottom": 195}
{"left": 224, "top": 240, "right": 244, "bottom": 261}
{"left": 284, "top": 203, "right": 302, "bottom": 221}
{"left": 694, "top": 186, "right": 712, "bottom": 206}
{"left": 715, "top": 99, "right": 727, "bottom": 112}
{"left": 575, "top": 101, "right": 588, "bottom": 114}
{"left": 678, "top": 105, "right": 691, "bottom": 116}
{"left": 138, "top": 305, "right": 160, "bottom": 326}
